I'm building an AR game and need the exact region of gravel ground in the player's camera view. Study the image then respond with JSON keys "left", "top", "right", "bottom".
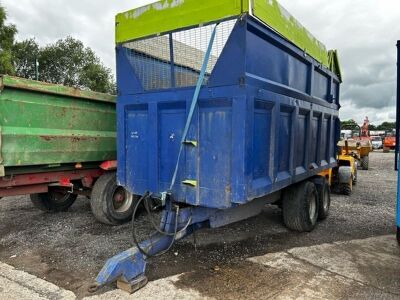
{"left": 0, "top": 151, "right": 396, "bottom": 298}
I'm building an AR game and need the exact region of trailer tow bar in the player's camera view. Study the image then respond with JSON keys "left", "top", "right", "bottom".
{"left": 91, "top": 191, "right": 275, "bottom": 293}
{"left": 92, "top": 199, "right": 212, "bottom": 293}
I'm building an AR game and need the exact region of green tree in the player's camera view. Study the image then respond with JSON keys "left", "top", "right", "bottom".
{"left": 340, "top": 119, "right": 359, "bottom": 131}
{"left": 37, "top": 37, "right": 115, "bottom": 93}
{"left": 12, "top": 38, "right": 40, "bottom": 79}
{"left": 377, "top": 122, "right": 396, "bottom": 132}
{"left": 0, "top": 4, "right": 17, "bottom": 74}
{"left": 368, "top": 124, "right": 377, "bottom": 131}
{"left": 13, "top": 36, "right": 115, "bottom": 94}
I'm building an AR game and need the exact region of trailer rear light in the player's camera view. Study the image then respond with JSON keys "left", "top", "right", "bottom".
{"left": 100, "top": 160, "right": 117, "bottom": 171}
{"left": 59, "top": 178, "right": 71, "bottom": 187}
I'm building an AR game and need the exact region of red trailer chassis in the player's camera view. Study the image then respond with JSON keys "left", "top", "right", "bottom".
{"left": 0, "top": 160, "right": 136, "bottom": 226}
{"left": 0, "top": 160, "right": 117, "bottom": 198}
{"left": 0, "top": 168, "right": 105, "bottom": 198}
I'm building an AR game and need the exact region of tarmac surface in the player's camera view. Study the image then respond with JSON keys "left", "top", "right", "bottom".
{"left": 0, "top": 151, "right": 398, "bottom": 299}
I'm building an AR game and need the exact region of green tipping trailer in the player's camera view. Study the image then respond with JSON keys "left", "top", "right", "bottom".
{"left": 0, "top": 76, "right": 137, "bottom": 225}
{"left": 0, "top": 75, "right": 116, "bottom": 171}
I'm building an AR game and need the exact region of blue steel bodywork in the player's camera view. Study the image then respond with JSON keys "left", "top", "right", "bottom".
{"left": 117, "top": 16, "right": 340, "bottom": 208}
{"left": 96, "top": 15, "right": 341, "bottom": 290}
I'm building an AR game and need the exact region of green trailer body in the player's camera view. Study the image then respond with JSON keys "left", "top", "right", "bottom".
{"left": 0, "top": 77, "right": 134, "bottom": 225}
{"left": 0, "top": 75, "right": 116, "bottom": 177}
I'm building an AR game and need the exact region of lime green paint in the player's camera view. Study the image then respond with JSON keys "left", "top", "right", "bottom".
{"left": 183, "top": 140, "right": 198, "bottom": 147}
{"left": 182, "top": 180, "right": 197, "bottom": 187}
{"left": 252, "top": 0, "right": 329, "bottom": 67}
{"left": 0, "top": 76, "right": 116, "bottom": 170}
{"left": 116, "top": 0, "right": 341, "bottom": 79}
{"left": 115, "top": 0, "right": 247, "bottom": 44}
{"left": 328, "top": 50, "right": 342, "bottom": 82}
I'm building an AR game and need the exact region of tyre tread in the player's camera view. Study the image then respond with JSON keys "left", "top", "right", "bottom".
{"left": 360, "top": 156, "right": 369, "bottom": 170}
{"left": 282, "top": 181, "right": 318, "bottom": 232}
{"left": 90, "top": 172, "right": 136, "bottom": 226}
{"left": 30, "top": 191, "right": 77, "bottom": 212}
{"left": 90, "top": 173, "right": 116, "bottom": 225}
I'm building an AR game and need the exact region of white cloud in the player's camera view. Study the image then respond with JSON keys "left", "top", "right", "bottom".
{"left": 280, "top": 0, "right": 400, "bottom": 124}
{"left": 2, "top": 0, "right": 400, "bottom": 124}
{"left": 2, "top": 0, "right": 153, "bottom": 74}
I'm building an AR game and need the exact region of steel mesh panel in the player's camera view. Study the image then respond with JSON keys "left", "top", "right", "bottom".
{"left": 123, "top": 19, "right": 237, "bottom": 91}
{"left": 172, "top": 20, "right": 236, "bottom": 87}
{"left": 124, "top": 35, "right": 172, "bottom": 91}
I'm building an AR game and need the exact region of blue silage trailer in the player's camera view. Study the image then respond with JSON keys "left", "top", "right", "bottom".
{"left": 92, "top": 0, "right": 343, "bottom": 293}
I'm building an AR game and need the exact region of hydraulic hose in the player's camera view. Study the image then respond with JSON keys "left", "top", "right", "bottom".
{"left": 131, "top": 193, "right": 191, "bottom": 258}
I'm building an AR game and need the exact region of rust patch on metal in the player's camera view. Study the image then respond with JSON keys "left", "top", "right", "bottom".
{"left": 39, "top": 135, "right": 98, "bottom": 142}
{"left": 1, "top": 75, "right": 116, "bottom": 103}
{"left": 39, "top": 136, "right": 53, "bottom": 141}
{"left": 71, "top": 136, "right": 92, "bottom": 142}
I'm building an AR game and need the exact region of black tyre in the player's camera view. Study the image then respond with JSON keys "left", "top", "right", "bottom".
{"left": 340, "top": 183, "right": 352, "bottom": 196}
{"left": 311, "top": 177, "right": 331, "bottom": 220}
{"left": 360, "top": 156, "right": 369, "bottom": 170}
{"left": 282, "top": 181, "right": 319, "bottom": 232}
{"left": 91, "top": 172, "right": 138, "bottom": 225}
{"left": 30, "top": 189, "right": 77, "bottom": 212}
{"left": 353, "top": 167, "right": 358, "bottom": 185}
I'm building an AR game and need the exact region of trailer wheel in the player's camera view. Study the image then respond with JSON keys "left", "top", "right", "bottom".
{"left": 353, "top": 168, "right": 358, "bottom": 185}
{"left": 360, "top": 156, "right": 369, "bottom": 170}
{"left": 90, "top": 172, "right": 138, "bottom": 225}
{"left": 313, "top": 178, "right": 331, "bottom": 220}
{"left": 340, "top": 183, "right": 352, "bottom": 196}
{"left": 30, "top": 189, "right": 78, "bottom": 212}
{"left": 282, "top": 181, "right": 319, "bottom": 232}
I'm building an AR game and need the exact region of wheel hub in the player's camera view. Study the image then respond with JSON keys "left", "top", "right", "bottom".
{"left": 50, "top": 189, "right": 71, "bottom": 204}
{"left": 114, "top": 193, "right": 125, "bottom": 203}
{"left": 112, "top": 187, "right": 133, "bottom": 213}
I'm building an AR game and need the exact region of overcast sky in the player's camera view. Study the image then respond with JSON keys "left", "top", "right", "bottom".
{"left": 2, "top": 0, "right": 399, "bottom": 125}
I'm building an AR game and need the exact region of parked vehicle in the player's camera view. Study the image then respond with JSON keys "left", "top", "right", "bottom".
{"left": 340, "top": 123, "right": 372, "bottom": 169}
{"left": 384, "top": 136, "right": 396, "bottom": 152}
{"left": 371, "top": 136, "right": 383, "bottom": 150}
{"left": 0, "top": 76, "right": 136, "bottom": 225}
{"left": 92, "top": 0, "right": 342, "bottom": 293}
{"left": 341, "top": 130, "right": 353, "bottom": 140}
{"left": 334, "top": 140, "right": 359, "bottom": 195}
